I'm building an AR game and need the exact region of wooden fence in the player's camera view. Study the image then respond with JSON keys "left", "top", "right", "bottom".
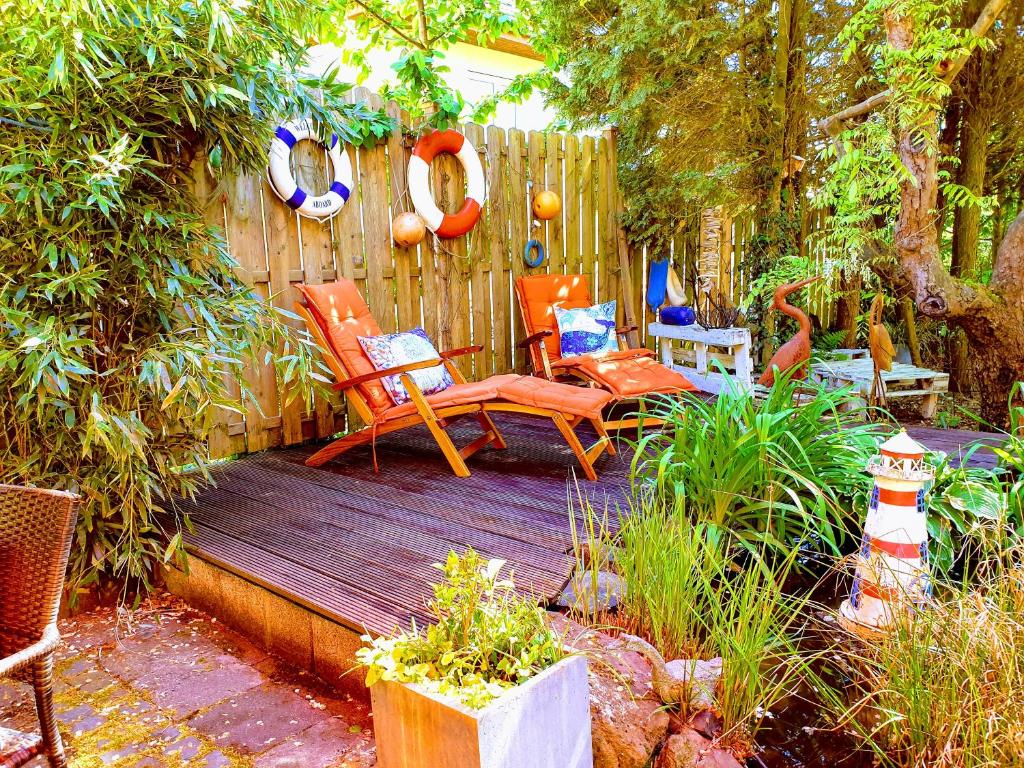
{"left": 200, "top": 89, "right": 642, "bottom": 458}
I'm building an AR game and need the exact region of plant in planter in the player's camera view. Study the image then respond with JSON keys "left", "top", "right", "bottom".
{"left": 357, "top": 549, "right": 592, "bottom": 768}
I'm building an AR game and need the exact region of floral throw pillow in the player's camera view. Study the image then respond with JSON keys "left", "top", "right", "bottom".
{"left": 554, "top": 301, "right": 619, "bottom": 359}
{"left": 357, "top": 327, "right": 454, "bottom": 406}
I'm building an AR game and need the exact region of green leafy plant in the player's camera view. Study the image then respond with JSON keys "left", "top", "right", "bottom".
{"left": 817, "top": 544, "right": 1024, "bottom": 768}
{"left": 0, "top": 0, "right": 392, "bottom": 591}
{"left": 923, "top": 385, "right": 1024, "bottom": 573}
{"left": 631, "top": 371, "right": 886, "bottom": 555}
{"left": 570, "top": 492, "right": 810, "bottom": 754}
{"left": 356, "top": 549, "right": 566, "bottom": 708}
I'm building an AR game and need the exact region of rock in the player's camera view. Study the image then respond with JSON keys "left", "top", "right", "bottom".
{"left": 689, "top": 709, "right": 724, "bottom": 741}
{"left": 556, "top": 570, "right": 625, "bottom": 612}
{"left": 664, "top": 657, "right": 722, "bottom": 711}
{"left": 550, "top": 615, "right": 669, "bottom": 768}
{"left": 654, "top": 728, "right": 744, "bottom": 768}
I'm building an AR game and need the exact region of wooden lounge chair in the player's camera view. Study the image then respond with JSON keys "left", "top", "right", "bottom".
{"left": 515, "top": 274, "right": 697, "bottom": 430}
{"left": 295, "top": 280, "right": 615, "bottom": 480}
{"left": 1, "top": 485, "right": 81, "bottom": 768}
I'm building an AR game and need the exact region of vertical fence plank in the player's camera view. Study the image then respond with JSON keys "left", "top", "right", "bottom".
{"left": 544, "top": 132, "right": 565, "bottom": 275}
{"left": 486, "top": 125, "right": 510, "bottom": 374}
{"left": 465, "top": 123, "right": 490, "bottom": 376}
{"left": 226, "top": 175, "right": 279, "bottom": 453}
{"left": 580, "top": 136, "right": 597, "bottom": 290}
{"left": 527, "top": 131, "right": 547, "bottom": 272}
{"left": 387, "top": 101, "right": 417, "bottom": 332}
{"left": 563, "top": 134, "right": 581, "bottom": 275}
{"left": 507, "top": 129, "right": 529, "bottom": 370}
{"left": 263, "top": 175, "right": 306, "bottom": 446}
{"left": 196, "top": 158, "right": 245, "bottom": 458}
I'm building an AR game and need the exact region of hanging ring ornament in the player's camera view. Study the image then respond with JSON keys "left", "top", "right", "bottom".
{"left": 523, "top": 239, "right": 545, "bottom": 268}
{"left": 408, "top": 129, "right": 485, "bottom": 239}
{"left": 268, "top": 119, "right": 353, "bottom": 220}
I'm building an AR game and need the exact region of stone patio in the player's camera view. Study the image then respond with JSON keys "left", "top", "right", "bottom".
{"left": 0, "top": 594, "right": 376, "bottom": 768}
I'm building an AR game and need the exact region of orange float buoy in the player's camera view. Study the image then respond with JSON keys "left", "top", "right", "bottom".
{"left": 532, "top": 190, "right": 561, "bottom": 220}
{"left": 393, "top": 212, "right": 426, "bottom": 247}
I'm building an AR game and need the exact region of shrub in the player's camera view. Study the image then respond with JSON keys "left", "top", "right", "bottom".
{"left": 631, "top": 371, "right": 885, "bottom": 555}
{"left": 356, "top": 549, "right": 566, "bottom": 709}
{"left": 570, "top": 492, "right": 810, "bottom": 754}
{"left": 0, "top": 0, "right": 392, "bottom": 590}
{"left": 925, "top": 384, "right": 1024, "bottom": 573}
{"left": 819, "top": 547, "right": 1024, "bottom": 767}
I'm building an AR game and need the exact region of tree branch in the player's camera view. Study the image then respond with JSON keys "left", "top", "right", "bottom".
{"left": 820, "top": 0, "right": 1009, "bottom": 137}
{"left": 349, "top": 0, "right": 427, "bottom": 50}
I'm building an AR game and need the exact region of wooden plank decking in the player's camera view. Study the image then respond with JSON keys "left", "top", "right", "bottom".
{"left": 178, "top": 416, "right": 1003, "bottom": 638}
{"left": 179, "top": 416, "right": 629, "bottom": 637}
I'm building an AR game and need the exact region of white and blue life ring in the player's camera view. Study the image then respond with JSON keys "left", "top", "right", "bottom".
{"left": 267, "top": 119, "right": 353, "bottom": 220}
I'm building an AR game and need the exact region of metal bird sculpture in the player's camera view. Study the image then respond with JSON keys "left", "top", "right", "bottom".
{"left": 758, "top": 276, "right": 822, "bottom": 387}
{"left": 869, "top": 293, "right": 895, "bottom": 407}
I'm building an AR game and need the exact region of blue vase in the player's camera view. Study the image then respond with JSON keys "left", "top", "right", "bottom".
{"left": 660, "top": 306, "right": 695, "bottom": 326}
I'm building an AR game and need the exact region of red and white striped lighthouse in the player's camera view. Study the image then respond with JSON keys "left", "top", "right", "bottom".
{"left": 839, "top": 430, "right": 934, "bottom": 634}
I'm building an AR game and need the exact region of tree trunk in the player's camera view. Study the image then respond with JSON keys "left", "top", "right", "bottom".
{"left": 885, "top": 8, "right": 1024, "bottom": 427}
{"left": 948, "top": 59, "right": 991, "bottom": 395}
{"left": 833, "top": 269, "right": 861, "bottom": 348}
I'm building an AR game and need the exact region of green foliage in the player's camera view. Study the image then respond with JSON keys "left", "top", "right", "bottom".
{"left": 533, "top": 0, "right": 796, "bottom": 252}
{"left": 816, "top": 0, "right": 992, "bottom": 265}
{"left": 631, "top": 372, "right": 886, "bottom": 555}
{"left": 817, "top": 545, "right": 1024, "bottom": 768}
{"left": 0, "top": 0, "right": 391, "bottom": 589}
{"left": 331, "top": 0, "right": 534, "bottom": 129}
{"left": 356, "top": 549, "right": 566, "bottom": 708}
{"left": 923, "top": 385, "right": 1024, "bottom": 573}
{"left": 571, "top": 493, "right": 810, "bottom": 751}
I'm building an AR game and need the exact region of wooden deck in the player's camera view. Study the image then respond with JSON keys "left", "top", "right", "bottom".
{"left": 178, "top": 415, "right": 629, "bottom": 637}
{"left": 176, "top": 417, "right": 1002, "bottom": 639}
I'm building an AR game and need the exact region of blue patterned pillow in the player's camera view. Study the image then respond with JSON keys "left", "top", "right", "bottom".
{"left": 357, "top": 328, "right": 454, "bottom": 406}
{"left": 554, "top": 301, "right": 618, "bottom": 358}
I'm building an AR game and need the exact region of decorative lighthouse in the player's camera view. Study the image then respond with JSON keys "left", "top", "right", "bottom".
{"left": 839, "top": 430, "right": 934, "bottom": 635}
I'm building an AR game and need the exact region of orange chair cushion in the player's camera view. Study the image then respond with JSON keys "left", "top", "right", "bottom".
{"left": 384, "top": 374, "right": 521, "bottom": 421}
{"left": 571, "top": 355, "right": 697, "bottom": 398}
{"left": 497, "top": 376, "right": 613, "bottom": 420}
{"left": 515, "top": 274, "right": 594, "bottom": 364}
{"left": 296, "top": 281, "right": 392, "bottom": 413}
{"left": 383, "top": 374, "right": 612, "bottom": 422}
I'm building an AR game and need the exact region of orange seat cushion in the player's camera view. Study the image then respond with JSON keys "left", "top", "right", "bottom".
{"left": 496, "top": 377, "right": 613, "bottom": 420}
{"left": 571, "top": 355, "right": 697, "bottom": 397}
{"left": 296, "top": 281, "right": 392, "bottom": 413}
{"left": 383, "top": 374, "right": 521, "bottom": 420}
{"left": 515, "top": 274, "right": 594, "bottom": 364}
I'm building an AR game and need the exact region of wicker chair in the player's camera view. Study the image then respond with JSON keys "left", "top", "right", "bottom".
{"left": 1, "top": 485, "right": 80, "bottom": 768}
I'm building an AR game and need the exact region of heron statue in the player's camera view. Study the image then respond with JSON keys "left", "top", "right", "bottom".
{"left": 869, "top": 293, "right": 895, "bottom": 407}
{"left": 758, "top": 276, "right": 822, "bottom": 387}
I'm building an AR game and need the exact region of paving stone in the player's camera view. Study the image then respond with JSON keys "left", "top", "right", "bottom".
{"left": 201, "top": 749, "right": 233, "bottom": 767}
{"left": 254, "top": 717, "right": 366, "bottom": 768}
{"left": 0, "top": 680, "right": 29, "bottom": 710}
{"left": 113, "top": 651, "right": 264, "bottom": 718}
{"left": 189, "top": 682, "right": 327, "bottom": 754}
{"left": 99, "top": 740, "right": 144, "bottom": 764}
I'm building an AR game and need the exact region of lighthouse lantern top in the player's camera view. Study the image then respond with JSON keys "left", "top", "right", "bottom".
{"left": 867, "top": 430, "right": 933, "bottom": 481}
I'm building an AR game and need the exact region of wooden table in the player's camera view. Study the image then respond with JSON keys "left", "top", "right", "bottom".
{"left": 648, "top": 322, "right": 754, "bottom": 393}
{"left": 811, "top": 359, "right": 949, "bottom": 417}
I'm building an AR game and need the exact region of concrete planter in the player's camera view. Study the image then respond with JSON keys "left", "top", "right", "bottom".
{"left": 370, "top": 654, "right": 593, "bottom": 768}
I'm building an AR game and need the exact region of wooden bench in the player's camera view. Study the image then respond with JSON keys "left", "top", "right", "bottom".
{"left": 811, "top": 359, "right": 949, "bottom": 418}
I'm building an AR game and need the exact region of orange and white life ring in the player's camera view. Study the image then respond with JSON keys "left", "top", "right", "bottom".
{"left": 408, "top": 130, "right": 484, "bottom": 239}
